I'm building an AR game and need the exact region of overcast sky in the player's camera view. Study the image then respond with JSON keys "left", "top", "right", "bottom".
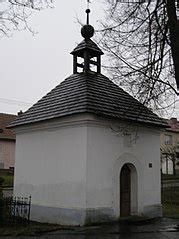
{"left": 0, "top": 0, "right": 104, "bottom": 115}
{"left": 0, "top": 1, "right": 178, "bottom": 118}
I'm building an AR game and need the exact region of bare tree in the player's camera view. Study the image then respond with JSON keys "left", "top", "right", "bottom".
{"left": 161, "top": 145, "right": 177, "bottom": 175}
{"left": 0, "top": 0, "right": 53, "bottom": 36}
{"left": 98, "top": 0, "right": 179, "bottom": 114}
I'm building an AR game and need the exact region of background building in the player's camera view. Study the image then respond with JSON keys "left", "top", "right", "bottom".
{"left": 160, "top": 118, "right": 179, "bottom": 175}
{"left": 0, "top": 113, "right": 17, "bottom": 169}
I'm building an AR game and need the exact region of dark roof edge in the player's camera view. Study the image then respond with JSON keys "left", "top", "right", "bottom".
{"left": 0, "top": 137, "right": 16, "bottom": 141}
{"left": 8, "top": 111, "right": 167, "bottom": 130}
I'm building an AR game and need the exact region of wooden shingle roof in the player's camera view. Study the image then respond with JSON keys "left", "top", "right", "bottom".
{"left": 9, "top": 73, "right": 166, "bottom": 128}
{"left": 71, "top": 39, "right": 103, "bottom": 57}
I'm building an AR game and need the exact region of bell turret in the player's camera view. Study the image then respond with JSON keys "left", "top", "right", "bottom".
{"left": 71, "top": 9, "right": 103, "bottom": 74}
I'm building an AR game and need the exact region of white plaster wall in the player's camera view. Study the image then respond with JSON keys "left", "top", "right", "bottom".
{"left": 86, "top": 125, "right": 119, "bottom": 209}
{"left": 86, "top": 121, "right": 161, "bottom": 218}
{"left": 14, "top": 123, "right": 87, "bottom": 209}
{"left": 137, "top": 129, "right": 161, "bottom": 209}
{"left": 13, "top": 114, "right": 161, "bottom": 223}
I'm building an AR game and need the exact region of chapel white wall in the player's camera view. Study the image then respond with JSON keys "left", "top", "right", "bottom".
{"left": 86, "top": 121, "right": 161, "bottom": 218}
{"left": 13, "top": 114, "right": 162, "bottom": 224}
{"left": 14, "top": 124, "right": 87, "bottom": 209}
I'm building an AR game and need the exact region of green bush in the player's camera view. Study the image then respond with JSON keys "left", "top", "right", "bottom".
{"left": 0, "top": 177, "right": 4, "bottom": 199}
{"left": 0, "top": 177, "right": 4, "bottom": 186}
{"left": 0, "top": 175, "right": 13, "bottom": 187}
{"left": 162, "top": 185, "right": 179, "bottom": 218}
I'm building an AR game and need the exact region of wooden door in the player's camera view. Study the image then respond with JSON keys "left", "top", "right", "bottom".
{"left": 120, "top": 164, "right": 131, "bottom": 217}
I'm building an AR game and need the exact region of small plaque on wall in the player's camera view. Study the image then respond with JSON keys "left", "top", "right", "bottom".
{"left": 149, "top": 163, "right": 152, "bottom": 168}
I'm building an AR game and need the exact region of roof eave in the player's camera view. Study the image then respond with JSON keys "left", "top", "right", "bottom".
{"left": 8, "top": 111, "right": 167, "bottom": 130}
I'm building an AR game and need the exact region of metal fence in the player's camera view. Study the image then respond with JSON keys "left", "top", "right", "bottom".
{"left": 0, "top": 196, "right": 31, "bottom": 225}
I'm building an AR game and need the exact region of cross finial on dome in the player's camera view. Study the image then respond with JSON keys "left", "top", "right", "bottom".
{"left": 87, "top": 0, "right": 91, "bottom": 8}
{"left": 81, "top": 5, "right": 94, "bottom": 39}
{"left": 86, "top": 0, "right": 91, "bottom": 24}
{"left": 86, "top": 8, "right": 90, "bottom": 25}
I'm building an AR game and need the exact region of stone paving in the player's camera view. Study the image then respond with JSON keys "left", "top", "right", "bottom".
{"left": 42, "top": 218, "right": 179, "bottom": 239}
{"left": 2, "top": 218, "right": 179, "bottom": 239}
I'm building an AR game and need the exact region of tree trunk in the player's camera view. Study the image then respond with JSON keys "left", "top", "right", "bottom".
{"left": 172, "top": 155, "right": 176, "bottom": 175}
{"left": 166, "top": 0, "right": 179, "bottom": 89}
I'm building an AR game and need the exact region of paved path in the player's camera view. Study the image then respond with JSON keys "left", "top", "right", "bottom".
{"left": 43, "top": 218, "right": 179, "bottom": 239}
{"left": 40, "top": 233, "right": 179, "bottom": 239}
{"left": 3, "top": 218, "right": 179, "bottom": 239}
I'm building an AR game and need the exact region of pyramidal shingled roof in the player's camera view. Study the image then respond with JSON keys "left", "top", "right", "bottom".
{"left": 9, "top": 72, "right": 166, "bottom": 128}
{"left": 71, "top": 39, "right": 103, "bottom": 56}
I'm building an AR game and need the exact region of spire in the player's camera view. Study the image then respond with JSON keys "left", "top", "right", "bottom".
{"left": 81, "top": 9, "right": 94, "bottom": 39}
{"left": 71, "top": 7, "right": 103, "bottom": 74}
{"left": 86, "top": 8, "right": 90, "bottom": 25}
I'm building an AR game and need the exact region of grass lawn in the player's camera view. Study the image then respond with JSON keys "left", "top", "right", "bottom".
{"left": 162, "top": 174, "right": 179, "bottom": 181}
{"left": 162, "top": 184, "right": 179, "bottom": 218}
{"left": 0, "top": 169, "right": 14, "bottom": 187}
{"left": 163, "top": 203, "right": 179, "bottom": 219}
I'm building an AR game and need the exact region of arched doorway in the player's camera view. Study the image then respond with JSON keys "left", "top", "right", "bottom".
{"left": 120, "top": 163, "right": 137, "bottom": 217}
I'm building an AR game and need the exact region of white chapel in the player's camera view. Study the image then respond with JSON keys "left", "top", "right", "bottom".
{"left": 9, "top": 9, "right": 166, "bottom": 226}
